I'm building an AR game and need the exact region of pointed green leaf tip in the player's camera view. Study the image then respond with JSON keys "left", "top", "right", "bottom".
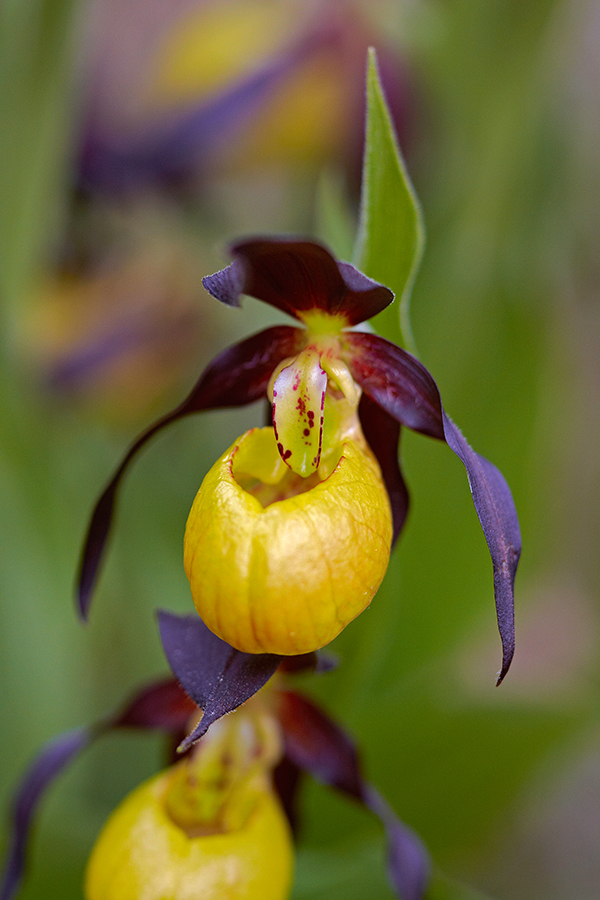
{"left": 353, "top": 47, "right": 425, "bottom": 351}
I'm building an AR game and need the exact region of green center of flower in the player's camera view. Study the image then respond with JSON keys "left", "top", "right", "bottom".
{"left": 299, "top": 309, "right": 347, "bottom": 335}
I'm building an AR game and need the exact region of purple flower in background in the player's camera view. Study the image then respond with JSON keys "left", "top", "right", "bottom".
{"left": 77, "top": 0, "right": 413, "bottom": 194}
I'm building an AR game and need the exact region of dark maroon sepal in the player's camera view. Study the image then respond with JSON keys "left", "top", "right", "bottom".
{"left": 273, "top": 755, "right": 304, "bottom": 836}
{"left": 276, "top": 653, "right": 318, "bottom": 675}
{"left": 362, "top": 786, "right": 431, "bottom": 900}
{"left": 76, "top": 325, "right": 303, "bottom": 619}
{"left": 110, "top": 677, "right": 197, "bottom": 733}
{"left": 203, "top": 239, "right": 393, "bottom": 325}
{"left": 276, "top": 690, "right": 363, "bottom": 798}
{"left": 0, "top": 727, "right": 93, "bottom": 900}
{"left": 157, "top": 612, "right": 281, "bottom": 752}
{"left": 346, "top": 332, "right": 445, "bottom": 439}
{"left": 358, "top": 393, "right": 409, "bottom": 545}
{"left": 277, "top": 690, "right": 430, "bottom": 899}
{"left": 442, "top": 413, "right": 520, "bottom": 684}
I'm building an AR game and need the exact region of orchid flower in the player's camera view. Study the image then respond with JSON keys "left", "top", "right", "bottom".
{"left": 0, "top": 615, "right": 429, "bottom": 900}
{"left": 78, "top": 236, "right": 520, "bottom": 683}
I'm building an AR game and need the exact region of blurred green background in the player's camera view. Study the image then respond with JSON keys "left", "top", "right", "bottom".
{"left": 1, "top": 1, "right": 599, "bottom": 898}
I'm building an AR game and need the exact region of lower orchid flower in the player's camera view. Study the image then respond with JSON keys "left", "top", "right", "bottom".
{"left": 78, "top": 237, "right": 520, "bottom": 682}
{"left": 85, "top": 693, "right": 293, "bottom": 900}
{"left": 0, "top": 615, "right": 429, "bottom": 900}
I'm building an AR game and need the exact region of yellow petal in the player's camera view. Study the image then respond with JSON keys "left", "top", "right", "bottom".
{"left": 184, "top": 427, "right": 393, "bottom": 655}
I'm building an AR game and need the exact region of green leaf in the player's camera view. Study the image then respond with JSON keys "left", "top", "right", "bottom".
{"left": 353, "top": 47, "right": 425, "bottom": 350}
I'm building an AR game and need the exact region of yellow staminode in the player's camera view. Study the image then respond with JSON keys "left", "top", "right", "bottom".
{"left": 184, "top": 427, "right": 392, "bottom": 655}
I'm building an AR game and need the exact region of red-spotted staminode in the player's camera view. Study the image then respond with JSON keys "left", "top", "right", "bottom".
{"left": 78, "top": 236, "right": 520, "bottom": 683}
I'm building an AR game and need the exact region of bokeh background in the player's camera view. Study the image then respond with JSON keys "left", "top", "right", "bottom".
{"left": 1, "top": 1, "right": 600, "bottom": 898}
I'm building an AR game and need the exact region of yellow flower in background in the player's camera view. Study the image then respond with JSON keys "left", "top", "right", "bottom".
{"left": 20, "top": 231, "right": 210, "bottom": 425}
{"left": 151, "top": 0, "right": 350, "bottom": 169}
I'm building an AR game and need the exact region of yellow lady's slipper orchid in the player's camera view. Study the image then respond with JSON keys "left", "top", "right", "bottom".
{"left": 78, "top": 238, "right": 520, "bottom": 683}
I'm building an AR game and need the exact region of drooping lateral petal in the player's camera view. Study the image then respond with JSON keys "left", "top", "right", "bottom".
{"left": 272, "top": 653, "right": 339, "bottom": 831}
{"left": 276, "top": 690, "right": 363, "bottom": 798}
{"left": 442, "top": 413, "right": 520, "bottom": 684}
{"left": 272, "top": 755, "right": 304, "bottom": 836}
{"left": 277, "top": 690, "right": 429, "bottom": 900}
{"left": 0, "top": 728, "right": 93, "bottom": 900}
{"left": 348, "top": 331, "right": 519, "bottom": 681}
{"left": 203, "top": 239, "right": 393, "bottom": 325}
{"left": 157, "top": 611, "right": 281, "bottom": 753}
{"left": 358, "top": 393, "right": 409, "bottom": 546}
{"left": 345, "top": 332, "right": 444, "bottom": 438}
{"left": 77, "top": 325, "right": 303, "bottom": 619}
{"left": 362, "top": 786, "right": 431, "bottom": 900}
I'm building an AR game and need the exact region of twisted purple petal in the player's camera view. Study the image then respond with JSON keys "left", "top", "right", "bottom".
{"left": 363, "top": 786, "right": 431, "bottom": 900}
{"left": 0, "top": 728, "right": 92, "bottom": 900}
{"left": 277, "top": 689, "right": 363, "bottom": 799}
{"left": 346, "top": 331, "right": 519, "bottom": 681}
{"left": 442, "top": 413, "right": 520, "bottom": 684}
{"left": 277, "top": 690, "right": 430, "bottom": 900}
{"left": 0, "top": 676, "right": 206, "bottom": 900}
